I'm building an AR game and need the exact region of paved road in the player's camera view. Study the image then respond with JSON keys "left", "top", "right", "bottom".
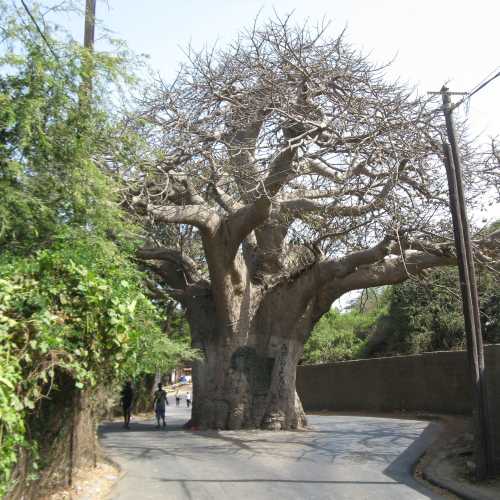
{"left": 99, "top": 405, "right": 443, "bottom": 500}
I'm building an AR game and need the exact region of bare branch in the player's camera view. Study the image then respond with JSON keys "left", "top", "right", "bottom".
{"left": 137, "top": 247, "right": 201, "bottom": 283}
{"left": 317, "top": 235, "right": 397, "bottom": 282}
{"left": 225, "top": 195, "right": 272, "bottom": 260}
{"left": 333, "top": 250, "right": 456, "bottom": 292}
{"left": 127, "top": 15, "right": 497, "bottom": 290}
{"left": 132, "top": 197, "right": 220, "bottom": 233}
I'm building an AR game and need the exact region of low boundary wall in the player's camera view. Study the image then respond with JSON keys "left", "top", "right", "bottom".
{"left": 296, "top": 344, "right": 500, "bottom": 471}
{"left": 297, "top": 344, "right": 500, "bottom": 415}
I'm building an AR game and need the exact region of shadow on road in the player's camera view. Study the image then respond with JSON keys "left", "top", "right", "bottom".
{"left": 99, "top": 421, "right": 187, "bottom": 433}
{"left": 154, "top": 478, "right": 401, "bottom": 484}
{"left": 99, "top": 414, "right": 442, "bottom": 499}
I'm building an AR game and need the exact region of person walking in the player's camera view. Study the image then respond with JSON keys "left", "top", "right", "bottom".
{"left": 175, "top": 390, "right": 180, "bottom": 407}
{"left": 153, "top": 383, "right": 168, "bottom": 429}
{"left": 120, "top": 380, "right": 133, "bottom": 429}
{"left": 186, "top": 391, "right": 191, "bottom": 408}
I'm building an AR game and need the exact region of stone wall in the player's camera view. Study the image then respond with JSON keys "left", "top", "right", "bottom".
{"left": 297, "top": 344, "right": 500, "bottom": 472}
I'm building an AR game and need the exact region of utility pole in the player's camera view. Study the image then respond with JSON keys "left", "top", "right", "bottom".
{"left": 84, "top": 0, "right": 96, "bottom": 50}
{"left": 436, "top": 86, "right": 494, "bottom": 479}
{"left": 71, "top": 1, "right": 98, "bottom": 482}
{"left": 81, "top": 0, "right": 96, "bottom": 105}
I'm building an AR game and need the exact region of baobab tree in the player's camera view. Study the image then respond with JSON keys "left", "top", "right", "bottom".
{"left": 128, "top": 17, "right": 499, "bottom": 430}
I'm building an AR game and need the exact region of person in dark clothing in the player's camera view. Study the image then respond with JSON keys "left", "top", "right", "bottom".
{"left": 153, "top": 383, "right": 168, "bottom": 428}
{"left": 120, "top": 381, "right": 133, "bottom": 429}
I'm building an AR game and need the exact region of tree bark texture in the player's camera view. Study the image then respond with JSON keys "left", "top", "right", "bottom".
{"left": 186, "top": 264, "right": 310, "bottom": 430}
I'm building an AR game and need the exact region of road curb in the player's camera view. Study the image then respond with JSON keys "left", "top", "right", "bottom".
{"left": 423, "top": 453, "right": 498, "bottom": 500}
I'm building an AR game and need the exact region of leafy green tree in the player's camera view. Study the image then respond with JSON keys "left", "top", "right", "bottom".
{"left": 365, "top": 266, "right": 500, "bottom": 357}
{"left": 302, "top": 307, "right": 383, "bottom": 364}
{"left": 0, "top": 3, "right": 129, "bottom": 253}
{"left": 0, "top": 3, "right": 196, "bottom": 494}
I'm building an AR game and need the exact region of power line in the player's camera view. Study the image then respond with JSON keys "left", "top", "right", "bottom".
{"left": 451, "top": 67, "right": 500, "bottom": 111}
{"left": 466, "top": 70, "right": 500, "bottom": 99}
{"left": 20, "top": 0, "right": 60, "bottom": 61}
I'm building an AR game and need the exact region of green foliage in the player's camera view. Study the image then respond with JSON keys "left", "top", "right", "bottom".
{"left": 0, "top": 1, "right": 138, "bottom": 254}
{"left": 369, "top": 267, "right": 500, "bottom": 356}
{"left": 0, "top": 3, "right": 195, "bottom": 494}
{"left": 376, "top": 272, "right": 465, "bottom": 355}
{"left": 124, "top": 316, "right": 195, "bottom": 378}
{"left": 0, "top": 230, "right": 200, "bottom": 495}
{"left": 303, "top": 306, "right": 384, "bottom": 364}
{"left": 0, "top": 234, "right": 144, "bottom": 488}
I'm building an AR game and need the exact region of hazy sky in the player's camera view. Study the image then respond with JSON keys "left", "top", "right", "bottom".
{"left": 79, "top": 0, "right": 500, "bottom": 139}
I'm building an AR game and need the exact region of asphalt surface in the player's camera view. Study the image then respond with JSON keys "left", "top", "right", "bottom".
{"left": 99, "top": 405, "right": 443, "bottom": 500}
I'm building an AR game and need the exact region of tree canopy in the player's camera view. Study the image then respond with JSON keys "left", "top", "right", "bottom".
{"left": 130, "top": 15, "right": 498, "bottom": 307}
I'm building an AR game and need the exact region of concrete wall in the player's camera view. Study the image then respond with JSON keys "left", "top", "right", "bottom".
{"left": 297, "top": 344, "right": 500, "bottom": 472}
{"left": 297, "top": 344, "right": 500, "bottom": 415}
{"left": 485, "top": 346, "right": 500, "bottom": 473}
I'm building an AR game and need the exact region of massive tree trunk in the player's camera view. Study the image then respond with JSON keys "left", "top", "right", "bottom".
{"left": 186, "top": 263, "right": 311, "bottom": 430}
{"left": 191, "top": 331, "right": 306, "bottom": 430}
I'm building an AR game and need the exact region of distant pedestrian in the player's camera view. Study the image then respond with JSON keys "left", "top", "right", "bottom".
{"left": 153, "top": 383, "right": 168, "bottom": 428}
{"left": 186, "top": 391, "right": 191, "bottom": 408}
{"left": 175, "top": 390, "right": 180, "bottom": 407}
{"left": 120, "top": 380, "right": 133, "bottom": 429}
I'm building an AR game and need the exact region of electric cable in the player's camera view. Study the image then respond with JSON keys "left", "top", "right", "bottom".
{"left": 20, "top": 0, "right": 60, "bottom": 61}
